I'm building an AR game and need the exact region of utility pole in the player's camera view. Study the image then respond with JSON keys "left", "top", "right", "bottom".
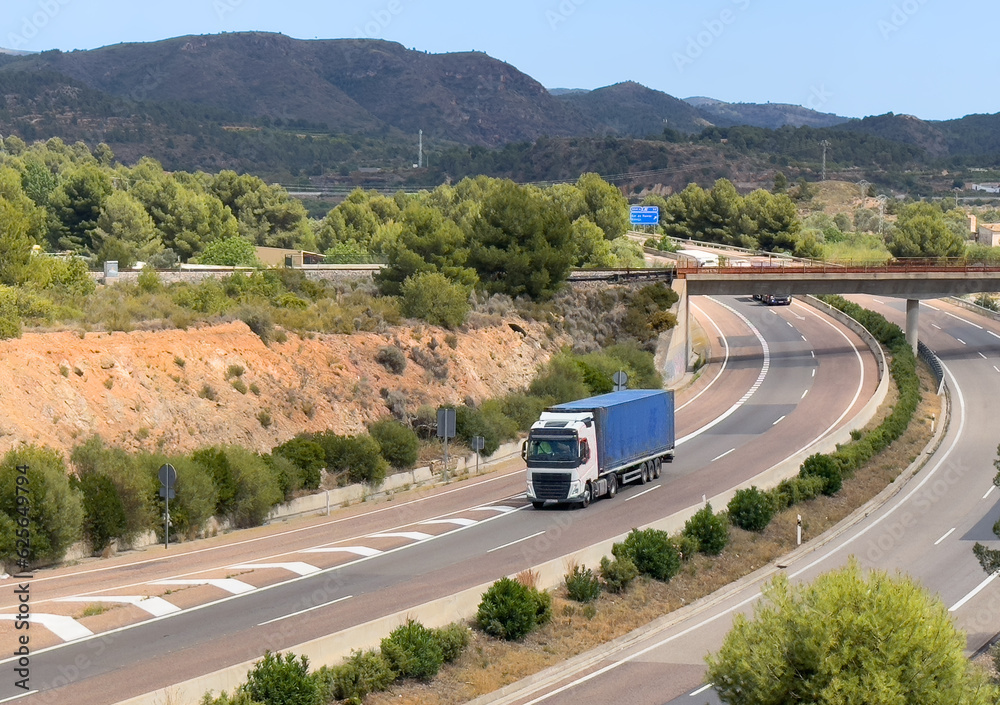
{"left": 820, "top": 140, "right": 831, "bottom": 181}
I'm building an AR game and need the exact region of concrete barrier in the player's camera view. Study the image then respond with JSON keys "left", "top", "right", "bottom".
{"left": 116, "top": 296, "right": 896, "bottom": 705}
{"left": 946, "top": 296, "right": 1000, "bottom": 323}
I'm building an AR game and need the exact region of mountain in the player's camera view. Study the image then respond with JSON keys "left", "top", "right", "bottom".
{"left": 556, "top": 81, "right": 709, "bottom": 136}
{"left": 686, "top": 96, "right": 850, "bottom": 129}
{"left": 548, "top": 88, "right": 590, "bottom": 96}
{"left": 4, "top": 33, "right": 596, "bottom": 147}
{"left": 832, "top": 113, "right": 951, "bottom": 158}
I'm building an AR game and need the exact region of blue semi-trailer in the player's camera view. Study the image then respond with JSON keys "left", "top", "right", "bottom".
{"left": 522, "top": 389, "right": 675, "bottom": 509}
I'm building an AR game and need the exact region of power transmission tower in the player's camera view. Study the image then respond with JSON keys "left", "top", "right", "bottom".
{"left": 418, "top": 129, "right": 423, "bottom": 168}
{"left": 876, "top": 195, "right": 888, "bottom": 238}
{"left": 820, "top": 140, "right": 831, "bottom": 181}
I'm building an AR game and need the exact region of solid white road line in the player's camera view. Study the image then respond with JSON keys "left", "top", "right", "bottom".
{"left": 0, "top": 614, "right": 92, "bottom": 642}
{"left": 711, "top": 449, "right": 735, "bottom": 462}
{"left": 678, "top": 301, "right": 731, "bottom": 412}
{"left": 228, "top": 562, "right": 319, "bottom": 576}
{"left": 690, "top": 683, "right": 715, "bottom": 697}
{"left": 924, "top": 303, "right": 940, "bottom": 310}
{"left": 934, "top": 528, "right": 956, "bottom": 546}
{"left": 257, "top": 595, "right": 352, "bottom": 626}
{"left": 487, "top": 531, "right": 545, "bottom": 554}
{"left": 950, "top": 572, "right": 999, "bottom": 612}
{"left": 365, "top": 531, "right": 432, "bottom": 542}
{"left": 772, "top": 415, "right": 786, "bottom": 426}
{"left": 152, "top": 579, "right": 255, "bottom": 595}
{"left": 984, "top": 485, "right": 996, "bottom": 500}
{"left": 301, "top": 546, "right": 382, "bottom": 557}
{"left": 624, "top": 486, "right": 661, "bottom": 503}
{"left": 52, "top": 595, "right": 180, "bottom": 617}
{"left": 0, "top": 691, "right": 38, "bottom": 703}
{"left": 470, "top": 505, "right": 518, "bottom": 513}
{"left": 873, "top": 299, "right": 885, "bottom": 305}
{"left": 419, "top": 518, "right": 478, "bottom": 527}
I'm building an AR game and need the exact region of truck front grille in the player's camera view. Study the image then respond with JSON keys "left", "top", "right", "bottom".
{"left": 533, "top": 472, "right": 572, "bottom": 500}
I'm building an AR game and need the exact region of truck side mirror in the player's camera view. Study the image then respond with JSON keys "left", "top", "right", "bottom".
{"left": 521, "top": 440, "right": 528, "bottom": 461}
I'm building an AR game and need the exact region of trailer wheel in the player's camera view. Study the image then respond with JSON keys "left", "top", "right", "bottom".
{"left": 653, "top": 458, "right": 661, "bottom": 479}
{"left": 580, "top": 482, "right": 592, "bottom": 508}
{"left": 531, "top": 501, "right": 545, "bottom": 510}
{"left": 607, "top": 474, "right": 617, "bottom": 499}
{"left": 638, "top": 462, "right": 649, "bottom": 485}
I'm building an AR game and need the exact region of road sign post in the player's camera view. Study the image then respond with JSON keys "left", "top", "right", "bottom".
{"left": 472, "top": 435, "right": 485, "bottom": 474}
{"left": 612, "top": 370, "right": 629, "bottom": 391}
{"left": 158, "top": 463, "right": 176, "bottom": 549}
{"left": 436, "top": 408, "right": 456, "bottom": 480}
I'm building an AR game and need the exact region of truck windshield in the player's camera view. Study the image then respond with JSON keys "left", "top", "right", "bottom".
{"left": 526, "top": 438, "right": 578, "bottom": 462}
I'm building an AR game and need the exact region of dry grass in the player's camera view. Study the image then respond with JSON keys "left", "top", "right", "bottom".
{"left": 365, "top": 363, "right": 941, "bottom": 705}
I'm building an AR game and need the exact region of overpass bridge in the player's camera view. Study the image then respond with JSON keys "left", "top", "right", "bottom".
{"left": 668, "top": 262, "right": 1000, "bottom": 367}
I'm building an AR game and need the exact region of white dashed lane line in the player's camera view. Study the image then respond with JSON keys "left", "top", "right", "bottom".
{"left": 711, "top": 448, "right": 735, "bottom": 463}
{"left": 419, "top": 518, "right": 478, "bottom": 527}
{"left": 470, "top": 505, "right": 518, "bottom": 514}
{"left": 934, "top": 528, "right": 956, "bottom": 546}
{"left": 257, "top": 595, "right": 352, "bottom": 627}
{"left": 365, "top": 531, "right": 432, "bottom": 542}
{"left": 301, "top": 546, "right": 382, "bottom": 557}
{"left": 772, "top": 415, "right": 786, "bottom": 426}
{"left": 487, "top": 531, "right": 545, "bottom": 554}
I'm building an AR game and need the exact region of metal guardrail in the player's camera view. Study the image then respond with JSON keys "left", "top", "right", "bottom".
{"left": 917, "top": 341, "right": 945, "bottom": 394}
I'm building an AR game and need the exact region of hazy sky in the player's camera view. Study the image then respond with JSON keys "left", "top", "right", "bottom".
{"left": 2, "top": 0, "right": 991, "bottom": 121}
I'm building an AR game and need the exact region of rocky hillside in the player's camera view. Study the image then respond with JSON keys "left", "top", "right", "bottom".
{"left": 0, "top": 319, "right": 549, "bottom": 457}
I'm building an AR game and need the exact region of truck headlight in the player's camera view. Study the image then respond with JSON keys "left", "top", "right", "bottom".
{"left": 526, "top": 479, "right": 535, "bottom": 496}
{"left": 569, "top": 480, "right": 583, "bottom": 497}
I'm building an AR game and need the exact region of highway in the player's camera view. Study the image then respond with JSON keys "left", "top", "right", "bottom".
{"left": 490, "top": 295, "right": 1000, "bottom": 705}
{"left": 0, "top": 295, "right": 876, "bottom": 704}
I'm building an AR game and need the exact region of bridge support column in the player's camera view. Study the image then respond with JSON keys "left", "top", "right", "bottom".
{"left": 905, "top": 299, "right": 919, "bottom": 355}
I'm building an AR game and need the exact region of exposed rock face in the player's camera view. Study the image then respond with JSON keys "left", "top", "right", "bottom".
{"left": 0, "top": 320, "right": 549, "bottom": 456}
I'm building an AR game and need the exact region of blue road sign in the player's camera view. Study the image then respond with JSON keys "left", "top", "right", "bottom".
{"left": 630, "top": 205, "right": 659, "bottom": 225}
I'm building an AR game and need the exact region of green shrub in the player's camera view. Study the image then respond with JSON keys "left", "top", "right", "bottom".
{"left": 265, "top": 453, "right": 303, "bottom": 501}
{"left": 199, "top": 384, "right": 217, "bottom": 401}
{"left": 599, "top": 555, "right": 638, "bottom": 593}
{"left": 400, "top": 271, "right": 471, "bottom": 328}
{"left": 565, "top": 564, "right": 602, "bottom": 603}
{"left": 139, "top": 453, "right": 217, "bottom": 540}
{"left": 231, "top": 379, "right": 248, "bottom": 394}
{"left": 323, "top": 433, "right": 388, "bottom": 486}
{"left": 497, "top": 393, "right": 549, "bottom": 431}
{"left": 770, "top": 476, "right": 826, "bottom": 510}
{"left": 315, "top": 650, "right": 394, "bottom": 705}
{"left": 375, "top": 346, "right": 407, "bottom": 374}
{"left": 73, "top": 473, "right": 127, "bottom": 552}
{"left": 257, "top": 409, "right": 272, "bottom": 428}
{"left": 800, "top": 453, "right": 842, "bottom": 495}
{"left": 380, "top": 619, "right": 444, "bottom": 681}
{"left": 71, "top": 435, "right": 156, "bottom": 545}
{"left": 612, "top": 528, "right": 680, "bottom": 582}
{"left": 242, "top": 651, "right": 320, "bottom": 705}
{"left": 0, "top": 445, "right": 83, "bottom": 566}
{"left": 225, "top": 364, "right": 245, "bottom": 379}
{"left": 368, "top": 418, "right": 420, "bottom": 469}
{"left": 192, "top": 446, "right": 282, "bottom": 528}
{"left": 433, "top": 622, "right": 471, "bottom": 663}
{"left": 240, "top": 306, "right": 275, "bottom": 343}
{"left": 728, "top": 487, "right": 775, "bottom": 532}
{"left": 477, "top": 577, "right": 550, "bottom": 641}
{"left": 137, "top": 266, "right": 163, "bottom": 294}
{"left": 455, "top": 402, "right": 518, "bottom": 456}
{"left": 271, "top": 437, "right": 325, "bottom": 490}
{"left": 683, "top": 503, "right": 729, "bottom": 555}
{"left": 528, "top": 353, "right": 590, "bottom": 404}
{"left": 199, "top": 690, "right": 262, "bottom": 705}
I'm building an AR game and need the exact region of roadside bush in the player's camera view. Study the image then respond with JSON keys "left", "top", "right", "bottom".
{"left": 368, "top": 418, "right": 420, "bottom": 469}
{"left": 605, "top": 342, "right": 663, "bottom": 389}
{"left": 674, "top": 534, "right": 700, "bottom": 562}
{"left": 375, "top": 346, "right": 407, "bottom": 374}
{"left": 242, "top": 651, "right": 320, "bottom": 705}
{"left": 477, "top": 577, "right": 551, "bottom": 641}
{"left": 770, "top": 476, "right": 826, "bottom": 511}
{"left": 71, "top": 435, "right": 156, "bottom": 545}
{"left": 192, "top": 446, "right": 282, "bottom": 528}
{"left": 612, "top": 528, "right": 680, "bottom": 582}
{"left": 455, "top": 402, "right": 518, "bottom": 456}
{"left": 496, "top": 392, "right": 549, "bottom": 431}
{"left": 599, "top": 555, "right": 638, "bottom": 593}
{"left": 74, "top": 473, "right": 127, "bottom": 552}
{"left": 528, "top": 353, "right": 590, "bottom": 404}
{"left": 565, "top": 564, "right": 602, "bottom": 603}
{"left": 265, "top": 453, "right": 304, "bottom": 501}
{"left": 728, "top": 487, "right": 775, "bottom": 532}
{"left": 271, "top": 437, "right": 325, "bottom": 490}
{"left": 198, "top": 690, "right": 262, "bottom": 705}
{"left": 433, "top": 622, "right": 471, "bottom": 663}
{"left": 316, "top": 432, "right": 388, "bottom": 486}
{"left": 0, "top": 445, "right": 83, "bottom": 566}
{"left": 683, "top": 503, "right": 729, "bottom": 556}
{"left": 315, "top": 650, "right": 394, "bottom": 705}
{"left": 139, "top": 453, "right": 217, "bottom": 540}
{"left": 380, "top": 619, "right": 443, "bottom": 682}
{"left": 239, "top": 306, "right": 275, "bottom": 344}
{"left": 800, "top": 453, "right": 842, "bottom": 496}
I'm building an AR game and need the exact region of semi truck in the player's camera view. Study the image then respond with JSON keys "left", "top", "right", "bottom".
{"left": 522, "top": 389, "right": 675, "bottom": 509}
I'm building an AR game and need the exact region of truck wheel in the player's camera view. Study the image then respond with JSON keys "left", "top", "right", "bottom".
{"left": 653, "top": 458, "right": 661, "bottom": 479}
{"left": 638, "top": 462, "right": 649, "bottom": 485}
{"left": 607, "top": 474, "right": 617, "bottom": 499}
{"left": 531, "top": 501, "right": 545, "bottom": 510}
{"left": 580, "top": 483, "right": 592, "bottom": 508}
